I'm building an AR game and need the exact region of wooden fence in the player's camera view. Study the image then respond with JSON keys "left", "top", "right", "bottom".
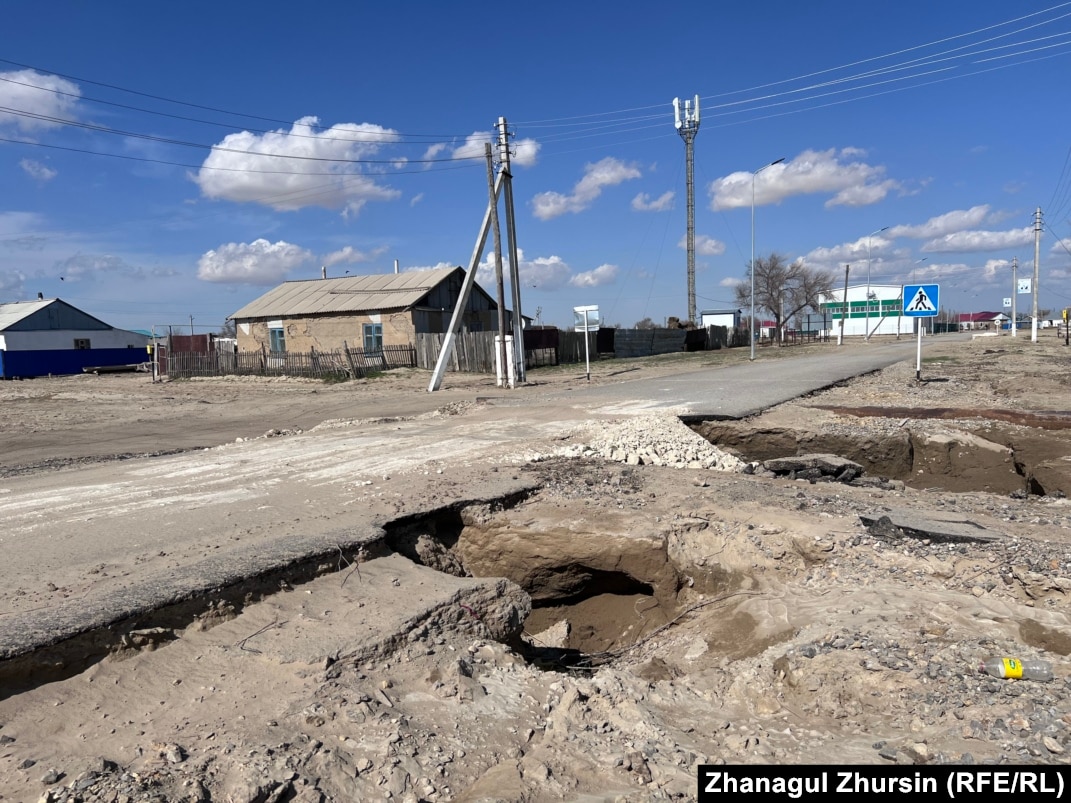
{"left": 164, "top": 344, "right": 416, "bottom": 380}
{"left": 414, "top": 326, "right": 753, "bottom": 374}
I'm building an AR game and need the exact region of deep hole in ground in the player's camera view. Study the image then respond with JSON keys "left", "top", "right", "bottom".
{"left": 691, "top": 407, "right": 1071, "bottom": 498}
{"left": 382, "top": 503, "right": 705, "bottom": 671}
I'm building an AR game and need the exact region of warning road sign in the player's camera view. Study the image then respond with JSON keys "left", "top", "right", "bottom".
{"left": 902, "top": 283, "right": 939, "bottom": 317}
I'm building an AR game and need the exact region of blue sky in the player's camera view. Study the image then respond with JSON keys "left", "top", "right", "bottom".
{"left": 2, "top": 1, "right": 1071, "bottom": 333}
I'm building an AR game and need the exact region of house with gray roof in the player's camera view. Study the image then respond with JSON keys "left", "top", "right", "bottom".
{"left": 228, "top": 266, "right": 522, "bottom": 355}
{"left": 0, "top": 297, "right": 150, "bottom": 379}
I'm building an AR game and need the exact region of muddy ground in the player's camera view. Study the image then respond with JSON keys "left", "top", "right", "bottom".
{"left": 1, "top": 333, "right": 1070, "bottom": 803}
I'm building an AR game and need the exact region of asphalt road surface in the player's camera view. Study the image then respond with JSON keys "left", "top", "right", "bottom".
{"left": 0, "top": 338, "right": 930, "bottom": 664}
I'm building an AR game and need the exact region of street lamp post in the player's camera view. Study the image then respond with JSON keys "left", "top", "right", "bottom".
{"left": 750, "top": 157, "right": 785, "bottom": 360}
{"left": 865, "top": 226, "right": 889, "bottom": 340}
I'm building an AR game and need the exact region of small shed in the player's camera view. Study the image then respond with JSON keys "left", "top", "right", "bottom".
{"left": 0, "top": 298, "right": 150, "bottom": 379}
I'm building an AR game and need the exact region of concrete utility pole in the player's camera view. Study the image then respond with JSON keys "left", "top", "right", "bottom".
{"left": 673, "top": 96, "right": 700, "bottom": 325}
{"left": 838, "top": 264, "right": 850, "bottom": 346}
{"left": 1011, "top": 256, "right": 1018, "bottom": 338}
{"left": 485, "top": 143, "right": 510, "bottom": 388}
{"left": 1032, "top": 207, "right": 1042, "bottom": 343}
{"left": 428, "top": 165, "right": 504, "bottom": 393}
{"left": 497, "top": 117, "right": 525, "bottom": 383}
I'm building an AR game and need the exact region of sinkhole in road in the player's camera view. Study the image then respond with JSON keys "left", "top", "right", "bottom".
{"left": 690, "top": 407, "right": 1071, "bottom": 498}
{"left": 382, "top": 502, "right": 741, "bottom": 671}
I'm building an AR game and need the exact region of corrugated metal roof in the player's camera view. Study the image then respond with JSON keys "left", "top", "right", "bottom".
{"left": 0, "top": 299, "right": 54, "bottom": 331}
{"left": 229, "top": 267, "right": 461, "bottom": 320}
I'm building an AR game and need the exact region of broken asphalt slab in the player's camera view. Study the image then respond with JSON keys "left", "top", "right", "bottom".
{"left": 859, "top": 509, "right": 1005, "bottom": 543}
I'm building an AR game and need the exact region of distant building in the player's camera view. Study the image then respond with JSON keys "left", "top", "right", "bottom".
{"left": 699, "top": 309, "right": 741, "bottom": 329}
{"left": 818, "top": 284, "right": 907, "bottom": 337}
{"left": 228, "top": 266, "right": 525, "bottom": 354}
{"left": 957, "top": 311, "right": 1009, "bottom": 331}
{"left": 0, "top": 297, "right": 149, "bottom": 379}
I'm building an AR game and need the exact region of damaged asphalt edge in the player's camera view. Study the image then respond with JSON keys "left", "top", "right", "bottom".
{"left": 0, "top": 480, "right": 540, "bottom": 699}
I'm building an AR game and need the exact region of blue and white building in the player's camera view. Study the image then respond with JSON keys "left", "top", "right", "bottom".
{"left": 0, "top": 297, "right": 150, "bottom": 379}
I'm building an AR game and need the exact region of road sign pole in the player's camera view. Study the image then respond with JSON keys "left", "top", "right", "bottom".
{"left": 916, "top": 323, "right": 923, "bottom": 382}
{"left": 584, "top": 320, "right": 591, "bottom": 381}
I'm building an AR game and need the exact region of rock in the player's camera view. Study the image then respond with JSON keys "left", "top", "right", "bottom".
{"left": 763, "top": 454, "right": 864, "bottom": 480}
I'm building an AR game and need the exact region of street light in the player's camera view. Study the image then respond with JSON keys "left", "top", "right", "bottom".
{"left": 751, "top": 157, "right": 785, "bottom": 360}
{"left": 865, "top": 226, "right": 889, "bottom": 340}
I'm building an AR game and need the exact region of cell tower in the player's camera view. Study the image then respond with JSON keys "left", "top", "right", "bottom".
{"left": 673, "top": 95, "right": 700, "bottom": 324}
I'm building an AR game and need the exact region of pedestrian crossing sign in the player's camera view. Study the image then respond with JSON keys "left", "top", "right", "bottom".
{"left": 902, "top": 284, "right": 939, "bottom": 317}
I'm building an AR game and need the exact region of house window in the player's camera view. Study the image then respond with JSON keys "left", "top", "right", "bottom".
{"left": 74, "top": 338, "right": 91, "bottom": 350}
{"left": 269, "top": 327, "right": 286, "bottom": 353}
{"left": 363, "top": 323, "right": 383, "bottom": 352}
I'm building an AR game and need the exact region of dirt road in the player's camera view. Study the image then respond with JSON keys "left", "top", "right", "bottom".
{"left": 1, "top": 334, "right": 1069, "bottom": 802}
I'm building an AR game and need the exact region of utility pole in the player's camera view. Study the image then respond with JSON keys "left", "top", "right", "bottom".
{"left": 485, "top": 143, "right": 510, "bottom": 388}
{"left": 838, "top": 264, "right": 850, "bottom": 346}
{"left": 673, "top": 96, "right": 700, "bottom": 325}
{"left": 1011, "top": 256, "right": 1018, "bottom": 338}
{"left": 497, "top": 117, "right": 525, "bottom": 383}
{"left": 1031, "top": 207, "right": 1042, "bottom": 343}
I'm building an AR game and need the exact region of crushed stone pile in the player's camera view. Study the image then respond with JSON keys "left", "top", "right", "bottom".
{"left": 534, "top": 413, "right": 747, "bottom": 472}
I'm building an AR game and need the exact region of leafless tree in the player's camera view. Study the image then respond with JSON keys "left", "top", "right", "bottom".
{"left": 734, "top": 253, "right": 835, "bottom": 344}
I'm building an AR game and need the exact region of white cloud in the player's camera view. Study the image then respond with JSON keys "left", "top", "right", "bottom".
{"left": 0, "top": 70, "right": 81, "bottom": 132}
{"left": 448, "top": 131, "right": 540, "bottom": 169}
{"left": 476, "top": 248, "right": 572, "bottom": 291}
{"left": 676, "top": 234, "right": 725, "bottom": 256}
{"left": 197, "top": 239, "right": 313, "bottom": 284}
{"left": 980, "top": 258, "right": 1011, "bottom": 282}
{"left": 709, "top": 148, "right": 898, "bottom": 211}
{"left": 410, "top": 193, "right": 424, "bottom": 207}
{"left": 19, "top": 159, "right": 56, "bottom": 181}
{"left": 511, "top": 137, "right": 540, "bottom": 168}
{"left": 322, "top": 245, "right": 388, "bottom": 268}
{"left": 890, "top": 206, "right": 992, "bottom": 239}
{"left": 569, "top": 264, "right": 619, "bottom": 288}
{"left": 422, "top": 143, "right": 448, "bottom": 161}
{"left": 51, "top": 253, "right": 149, "bottom": 282}
{"left": 632, "top": 191, "right": 674, "bottom": 212}
{"left": 451, "top": 132, "right": 492, "bottom": 162}
{"left": 0, "top": 268, "right": 25, "bottom": 297}
{"left": 193, "top": 117, "right": 402, "bottom": 215}
{"left": 531, "top": 157, "right": 642, "bottom": 220}
{"left": 921, "top": 227, "right": 1033, "bottom": 253}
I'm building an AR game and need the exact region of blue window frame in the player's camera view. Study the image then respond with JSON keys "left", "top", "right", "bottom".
{"left": 269, "top": 327, "right": 286, "bottom": 353}
{"left": 363, "top": 323, "right": 383, "bottom": 352}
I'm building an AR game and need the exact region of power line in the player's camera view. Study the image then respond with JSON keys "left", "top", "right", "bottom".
{"left": 0, "top": 72, "right": 473, "bottom": 145}
{"left": 0, "top": 56, "right": 470, "bottom": 139}
{"left": 0, "top": 106, "right": 484, "bottom": 165}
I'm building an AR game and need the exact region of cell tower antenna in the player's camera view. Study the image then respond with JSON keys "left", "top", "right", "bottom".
{"left": 673, "top": 95, "right": 700, "bottom": 324}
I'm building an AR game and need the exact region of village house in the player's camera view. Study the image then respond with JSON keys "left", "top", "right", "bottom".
{"left": 228, "top": 266, "right": 521, "bottom": 354}
{"left": 0, "top": 296, "right": 149, "bottom": 379}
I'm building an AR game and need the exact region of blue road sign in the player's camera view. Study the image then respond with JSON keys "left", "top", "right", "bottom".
{"left": 903, "top": 284, "right": 939, "bottom": 317}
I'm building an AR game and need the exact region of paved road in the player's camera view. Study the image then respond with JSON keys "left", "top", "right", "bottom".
{"left": 532, "top": 337, "right": 924, "bottom": 418}
{"left": 0, "top": 337, "right": 934, "bottom": 667}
